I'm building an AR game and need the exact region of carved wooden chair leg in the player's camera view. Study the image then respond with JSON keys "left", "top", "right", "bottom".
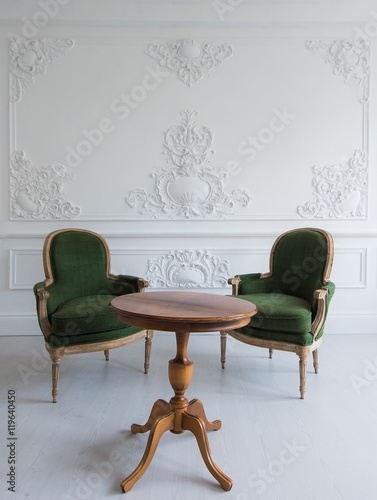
{"left": 313, "top": 348, "right": 319, "bottom": 374}
{"left": 269, "top": 349, "right": 273, "bottom": 359}
{"left": 144, "top": 329, "right": 153, "bottom": 374}
{"left": 48, "top": 347, "right": 64, "bottom": 403}
{"left": 297, "top": 347, "right": 310, "bottom": 399}
{"left": 220, "top": 331, "right": 227, "bottom": 368}
{"left": 104, "top": 349, "right": 109, "bottom": 361}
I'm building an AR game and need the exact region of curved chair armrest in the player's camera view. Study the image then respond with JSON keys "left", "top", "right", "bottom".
{"left": 229, "top": 273, "right": 265, "bottom": 295}
{"left": 117, "top": 275, "right": 149, "bottom": 292}
{"left": 33, "top": 284, "right": 52, "bottom": 339}
{"left": 108, "top": 275, "right": 149, "bottom": 294}
{"left": 228, "top": 276, "right": 241, "bottom": 295}
{"left": 311, "top": 286, "right": 332, "bottom": 339}
{"left": 136, "top": 277, "right": 149, "bottom": 292}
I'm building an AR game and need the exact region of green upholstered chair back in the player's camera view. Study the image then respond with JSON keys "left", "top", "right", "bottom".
{"left": 43, "top": 229, "right": 113, "bottom": 316}
{"left": 267, "top": 228, "right": 333, "bottom": 308}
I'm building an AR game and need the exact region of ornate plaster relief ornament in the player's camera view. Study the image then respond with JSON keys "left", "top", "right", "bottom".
{"left": 164, "top": 108, "right": 214, "bottom": 168}
{"left": 9, "top": 37, "right": 74, "bottom": 102}
{"left": 306, "top": 38, "right": 370, "bottom": 103}
{"left": 146, "top": 250, "right": 231, "bottom": 288}
{"left": 297, "top": 149, "right": 367, "bottom": 219}
{"left": 145, "top": 39, "right": 233, "bottom": 86}
{"left": 10, "top": 150, "right": 81, "bottom": 220}
{"left": 125, "top": 110, "right": 251, "bottom": 219}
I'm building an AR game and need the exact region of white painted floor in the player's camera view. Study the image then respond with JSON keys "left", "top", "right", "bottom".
{"left": 1, "top": 333, "right": 376, "bottom": 500}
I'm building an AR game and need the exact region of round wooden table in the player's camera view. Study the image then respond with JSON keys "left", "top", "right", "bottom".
{"left": 110, "top": 291, "right": 257, "bottom": 493}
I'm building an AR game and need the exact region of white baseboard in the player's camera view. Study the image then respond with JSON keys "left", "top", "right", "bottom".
{"left": 0, "top": 313, "right": 376, "bottom": 336}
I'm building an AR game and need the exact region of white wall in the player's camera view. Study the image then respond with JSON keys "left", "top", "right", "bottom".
{"left": 1, "top": 0, "right": 376, "bottom": 335}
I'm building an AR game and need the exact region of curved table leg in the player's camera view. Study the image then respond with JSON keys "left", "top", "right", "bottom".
{"left": 131, "top": 399, "right": 170, "bottom": 434}
{"left": 182, "top": 411, "right": 233, "bottom": 491}
{"left": 187, "top": 399, "right": 221, "bottom": 431}
{"left": 121, "top": 412, "right": 175, "bottom": 493}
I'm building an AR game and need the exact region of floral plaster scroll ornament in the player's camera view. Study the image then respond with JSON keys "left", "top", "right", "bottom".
{"left": 9, "top": 37, "right": 74, "bottom": 103}
{"left": 146, "top": 250, "right": 231, "bottom": 288}
{"left": 125, "top": 110, "right": 251, "bottom": 219}
{"left": 306, "top": 38, "right": 370, "bottom": 103}
{"left": 10, "top": 150, "right": 81, "bottom": 220}
{"left": 145, "top": 39, "right": 233, "bottom": 86}
{"left": 297, "top": 149, "right": 367, "bottom": 219}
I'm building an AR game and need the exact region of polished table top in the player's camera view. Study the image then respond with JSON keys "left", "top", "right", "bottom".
{"left": 110, "top": 291, "right": 257, "bottom": 333}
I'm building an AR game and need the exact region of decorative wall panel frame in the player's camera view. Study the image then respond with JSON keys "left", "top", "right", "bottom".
{"left": 300, "top": 38, "right": 370, "bottom": 220}
{"left": 8, "top": 36, "right": 370, "bottom": 221}
{"left": 9, "top": 36, "right": 79, "bottom": 221}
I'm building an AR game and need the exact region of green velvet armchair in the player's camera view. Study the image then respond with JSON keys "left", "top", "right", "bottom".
{"left": 221, "top": 228, "right": 335, "bottom": 399}
{"left": 33, "top": 228, "right": 153, "bottom": 402}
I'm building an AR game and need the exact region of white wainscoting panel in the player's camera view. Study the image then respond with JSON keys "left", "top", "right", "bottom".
{"left": 9, "top": 250, "right": 44, "bottom": 289}
{"left": 8, "top": 245, "right": 369, "bottom": 291}
{"left": 330, "top": 248, "right": 367, "bottom": 289}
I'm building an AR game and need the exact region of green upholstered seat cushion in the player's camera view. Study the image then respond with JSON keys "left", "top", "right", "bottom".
{"left": 47, "top": 325, "right": 143, "bottom": 348}
{"left": 234, "top": 293, "right": 312, "bottom": 334}
{"left": 232, "top": 326, "right": 315, "bottom": 347}
{"left": 51, "top": 294, "right": 132, "bottom": 336}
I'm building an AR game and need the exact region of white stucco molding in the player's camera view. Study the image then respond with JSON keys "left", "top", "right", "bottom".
{"left": 9, "top": 37, "right": 74, "bottom": 103}
{"left": 145, "top": 39, "right": 233, "bottom": 86}
{"left": 10, "top": 150, "right": 81, "bottom": 220}
{"left": 306, "top": 38, "right": 370, "bottom": 104}
{"left": 297, "top": 149, "right": 367, "bottom": 219}
{"left": 125, "top": 109, "right": 251, "bottom": 219}
{"left": 146, "top": 249, "right": 231, "bottom": 288}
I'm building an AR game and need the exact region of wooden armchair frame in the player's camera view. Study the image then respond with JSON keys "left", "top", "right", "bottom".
{"left": 221, "top": 228, "right": 334, "bottom": 399}
{"left": 34, "top": 229, "right": 153, "bottom": 402}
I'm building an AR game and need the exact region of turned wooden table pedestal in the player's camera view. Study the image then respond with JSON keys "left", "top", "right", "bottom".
{"left": 110, "top": 291, "right": 257, "bottom": 493}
